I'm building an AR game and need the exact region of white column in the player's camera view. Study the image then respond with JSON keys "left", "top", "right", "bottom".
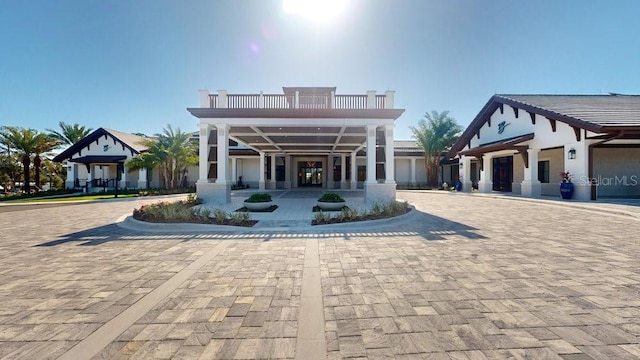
{"left": 478, "top": 155, "right": 493, "bottom": 193}
{"left": 384, "top": 124, "right": 395, "bottom": 184}
{"left": 269, "top": 154, "right": 277, "bottom": 189}
{"left": 137, "top": 168, "right": 148, "bottom": 189}
{"left": 66, "top": 163, "right": 75, "bottom": 189}
{"left": 120, "top": 164, "right": 127, "bottom": 188}
{"left": 384, "top": 90, "right": 395, "bottom": 109}
{"left": 231, "top": 157, "right": 237, "bottom": 185}
{"left": 259, "top": 91, "right": 264, "bottom": 108}
{"left": 365, "top": 125, "right": 377, "bottom": 184}
{"left": 460, "top": 155, "right": 473, "bottom": 192}
{"left": 521, "top": 148, "right": 541, "bottom": 197}
{"left": 350, "top": 152, "right": 357, "bottom": 189}
{"left": 217, "top": 90, "right": 228, "bottom": 108}
{"left": 197, "top": 124, "right": 210, "bottom": 183}
{"left": 294, "top": 91, "right": 299, "bottom": 108}
{"left": 340, "top": 154, "right": 347, "bottom": 188}
{"left": 366, "top": 90, "right": 376, "bottom": 109}
{"left": 199, "top": 89, "right": 210, "bottom": 107}
{"left": 565, "top": 142, "right": 591, "bottom": 200}
{"left": 259, "top": 152, "right": 265, "bottom": 190}
{"left": 284, "top": 155, "right": 291, "bottom": 189}
{"left": 410, "top": 158, "right": 416, "bottom": 185}
{"left": 216, "top": 124, "right": 229, "bottom": 185}
{"left": 326, "top": 155, "right": 334, "bottom": 189}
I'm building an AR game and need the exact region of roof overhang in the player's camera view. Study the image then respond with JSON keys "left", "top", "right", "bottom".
{"left": 69, "top": 155, "right": 127, "bottom": 164}
{"left": 458, "top": 133, "right": 534, "bottom": 157}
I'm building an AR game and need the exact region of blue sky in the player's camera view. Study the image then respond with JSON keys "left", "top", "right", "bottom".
{"left": 1, "top": 0, "right": 639, "bottom": 140}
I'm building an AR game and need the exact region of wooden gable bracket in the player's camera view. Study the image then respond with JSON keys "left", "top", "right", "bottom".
{"left": 476, "top": 129, "right": 480, "bottom": 139}
{"left": 499, "top": 103, "right": 504, "bottom": 114}
{"left": 121, "top": 143, "right": 126, "bottom": 151}
{"left": 528, "top": 111, "right": 536, "bottom": 124}
{"left": 572, "top": 126, "right": 581, "bottom": 141}
{"left": 487, "top": 116, "right": 491, "bottom": 127}
{"left": 112, "top": 137, "right": 117, "bottom": 145}
{"left": 512, "top": 106, "right": 519, "bottom": 118}
{"left": 515, "top": 146, "right": 529, "bottom": 168}
{"left": 546, "top": 118, "right": 557, "bottom": 132}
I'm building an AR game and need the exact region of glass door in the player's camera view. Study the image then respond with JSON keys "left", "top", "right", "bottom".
{"left": 298, "top": 162, "right": 323, "bottom": 187}
{"left": 492, "top": 156, "right": 513, "bottom": 192}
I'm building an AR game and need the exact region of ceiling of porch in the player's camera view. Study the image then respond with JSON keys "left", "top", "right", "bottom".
{"left": 227, "top": 125, "right": 370, "bottom": 154}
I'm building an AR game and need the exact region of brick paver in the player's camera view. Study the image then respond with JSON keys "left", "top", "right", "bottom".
{"left": 0, "top": 192, "right": 638, "bottom": 359}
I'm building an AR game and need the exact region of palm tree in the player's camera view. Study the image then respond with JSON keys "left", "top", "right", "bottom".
{"left": 410, "top": 111, "right": 462, "bottom": 187}
{"left": 126, "top": 125, "right": 198, "bottom": 189}
{"left": 1, "top": 127, "right": 41, "bottom": 192}
{"left": 32, "top": 134, "right": 61, "bottom": 189}
{"left": 46, "top": 121, "right": 93, "bottom": 145}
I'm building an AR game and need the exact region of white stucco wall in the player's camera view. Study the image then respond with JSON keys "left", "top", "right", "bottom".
{"left": 593, "top": 148, "right": 640, "bottom": 197}
{"left": 539, "top": 147, "right": 564, "bottom": 196}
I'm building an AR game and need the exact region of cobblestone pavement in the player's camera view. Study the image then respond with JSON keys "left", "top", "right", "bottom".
{"left": 0, "top": 192, "right": 639, "bottom": 359}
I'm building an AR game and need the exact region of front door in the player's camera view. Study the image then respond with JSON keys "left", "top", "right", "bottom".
{"left": 492, "top": 156, "right": 513, "bottom": 192}
{"left": 298, "top": 161, "right": 323, "bottom": 187}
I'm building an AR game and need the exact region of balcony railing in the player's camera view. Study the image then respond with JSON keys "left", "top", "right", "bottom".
{"left": 205, "top": 90, "right": 394, "bottom": 109}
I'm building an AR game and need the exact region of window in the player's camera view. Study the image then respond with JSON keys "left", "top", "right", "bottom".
{"left": 357, "top": 166, "right": 366, "bottom": 181}
{"left": 538, "top": 160, "right": 550, "bottom": 183}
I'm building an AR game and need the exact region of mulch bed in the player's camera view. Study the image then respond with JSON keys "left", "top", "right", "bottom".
{"left": 312, "top": 205, "right": 349, "bottom": 212}
{"left": 235, "top": 205, "right": 279, "bottom": 212}
{"left": 132, "top": 214, "right": 257, "bottom": 227}
{"left": 311, "top": 207, "right": 412, "bottom": 225}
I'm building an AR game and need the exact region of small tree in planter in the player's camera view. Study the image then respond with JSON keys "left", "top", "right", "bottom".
{"left": 243, "top": 192, "right": 273, "bottom": 211}
{"left": 317, "top": 192, "right": 346, "bottom": 211}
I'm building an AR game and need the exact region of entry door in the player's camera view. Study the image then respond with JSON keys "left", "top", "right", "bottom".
{"left": 492, "top": 156, "right": 513, "bottom": 192}
{"left": 298, "top": 162, "right": 323, "bottom": 187}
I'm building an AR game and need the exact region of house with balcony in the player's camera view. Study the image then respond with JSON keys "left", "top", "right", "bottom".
{"left": 187, "top": 87, "right": 406, "bottom": 204}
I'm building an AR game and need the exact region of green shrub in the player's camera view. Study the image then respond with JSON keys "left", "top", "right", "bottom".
{"left": 313, "top": 211, "right": 332, "bottom": 223}
{"left": 245, "top": 193, "right": 272, "bottom": 203}
{"left": 229, "top": 211, "right": 251, "bottom": 224}
{"left": 318, "top": 192, "right": 344, "bottom": 202}
{"left": 213, "top": 209, "right": 228, "bottom": 222}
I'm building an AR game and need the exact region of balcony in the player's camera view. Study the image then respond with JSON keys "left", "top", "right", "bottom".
{"left": 200, "top": 89, "right": 395, "bottom": 110}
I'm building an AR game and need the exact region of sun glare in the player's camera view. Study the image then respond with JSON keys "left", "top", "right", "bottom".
{"left": 282, "top": 0, "right": 346, "bottom": 23}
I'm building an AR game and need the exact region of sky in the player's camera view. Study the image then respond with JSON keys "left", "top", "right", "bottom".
{"left": 1, "top": 0, "right": 640, "bottom": 140}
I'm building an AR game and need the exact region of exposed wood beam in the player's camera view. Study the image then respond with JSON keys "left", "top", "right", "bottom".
{"left": 572, "top": 126, "right": 581, "bottom": 142}
{"left": 546, "top": 118, "right": 557, "bottom": 132}
{"left": 499, "top": 104, "right": 504, "bottom": 114}
{"left": 514, "top": 146, "right": 529, "bottom": 168}
{"left": 487, "top": 116, "right": 491, "bottom": 127}
{"left": 528, "top": 111, "right": 536, "bottom": 124}
{"left": 512, "top": 106, "right": 519, "bottom": 118}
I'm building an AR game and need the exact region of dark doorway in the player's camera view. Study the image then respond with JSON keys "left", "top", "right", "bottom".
{"left": 492, "top": 156, "right": 513, "bottom": 192}
{"left": 298, "top": 162, "right": 323, "bottom": 187}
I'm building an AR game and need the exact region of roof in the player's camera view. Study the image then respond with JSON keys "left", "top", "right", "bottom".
{"left": 498, "top": 94, "right": 640, "bottom": 127}
{"left": 53, "top": 128, "right": 152, "bottom": 162}
{"left": 70, "top": 155, "right": 128, "bottom": 163}
{"left": 449, "top": 94, "right": 640, "bottom": 157}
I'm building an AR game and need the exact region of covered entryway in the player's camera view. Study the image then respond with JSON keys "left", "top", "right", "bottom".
{"left": 298, "top": 161, "right": 323, "bottom": 187}
{"left": 492, "top": 156, "right": 513, "bottom": 192}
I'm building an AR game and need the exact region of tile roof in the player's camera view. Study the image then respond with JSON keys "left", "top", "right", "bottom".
{"left": 497, "top": 94, "right": 640, "bottom": 127}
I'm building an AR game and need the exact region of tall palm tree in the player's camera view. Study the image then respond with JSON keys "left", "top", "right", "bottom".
{"left": 410, "top": 111, "right": 462, "bottom": 187}
{"left": 46, "top": 121, "right": 93, "bottom": 145}
{"left": 127, "top": 125, "right": 198, "bottom": 189}
{"left": 1, "top": 127, "right": 41, "bottom": 192}
{"left": 32, "top": 134, "right": 61, "bottom": 189}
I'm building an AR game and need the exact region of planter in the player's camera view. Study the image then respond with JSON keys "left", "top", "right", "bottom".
{"left": 317, "top": 200, "right": 346, "bottom": 211}
{"left": 560, "top": 182, "right": 574, "bottom": 200}
{"left": 243, "top": 200, "right": 274, "bottom": 211}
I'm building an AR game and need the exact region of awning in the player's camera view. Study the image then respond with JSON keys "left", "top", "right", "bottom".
{"left": 458, "top": 133, "right": 534, "bottom": 157}
{"left": 69, "top": 155, "right": 127, "bottom": 164}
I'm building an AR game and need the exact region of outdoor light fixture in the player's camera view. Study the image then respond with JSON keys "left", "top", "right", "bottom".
{"left": 568, "top": 148, "right": 576, "bottom": 159}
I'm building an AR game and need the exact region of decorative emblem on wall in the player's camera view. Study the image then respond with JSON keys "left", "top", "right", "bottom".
{"left": 103, "top": 144, "right": 111, "bottom": 152}
{"left": 497, "top": 120, "right": 511, "bottom": 134}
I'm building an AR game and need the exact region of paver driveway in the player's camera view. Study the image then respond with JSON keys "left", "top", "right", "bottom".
{"left": 0, "top": 192, "right": 639, "bottom": 359}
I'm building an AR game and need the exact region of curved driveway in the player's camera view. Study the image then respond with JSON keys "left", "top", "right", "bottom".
{"left": 0, "top": 192, "right": 639, "bottom": 359}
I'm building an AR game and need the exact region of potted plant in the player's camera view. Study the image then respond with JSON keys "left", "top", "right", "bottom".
{"left": 317, "top": 192, "right": 346, "bottom": 210}
{"left": 243, "top": 192, "right": 273, "bottom": 211}
{"left": 560, "top": 171, "right": 574, "bottom": 199}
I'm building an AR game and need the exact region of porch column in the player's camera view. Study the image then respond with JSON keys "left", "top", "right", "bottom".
{"left": 284, "top": 155, "right": 292, "bottom": 189}
{"left": 137, "top": 168, "right": 148, "bottom": 189}
{"left": 365, "top": 124, "right": 377, "bottom": 185}
{"left": 410, "top": 158, "right": 416, "bottom": 185}
{"left": 565, "top": 141, "right": 590, "bottom": 200}
{"left": 326, "top": 155, "right": 334, "bottom": 189}
{"left": 66, "top": 163, "right": 76, "bottom": 189}
{"left": 350, "top": 152, "right": 357, "bottom": 189}
{"left": 478, "top": 155, "right": 493, "bottom": 193}
{"left": 340, "top": 154, "right": 347, "bottom": 189}
{"left": 231, "top": 157, "right": 237, "bottom": 185}
{"left": 269, "top": 154, "right": 277, "bottom": 189}
{"left": 216, "top": 124, "right": 229, "bottom": 185}
{"left": 384, "top": 124, "right": 395, "bottom": 184}
{"left": 86, "top": 165, "right": 92, "bottom": 189}
{"left": 460, "top": 155, "right": 473, "bottom": 192}
{"left": 521, "top": 148, "right": 541, "bottom": 197}
{"left": 197, "top": 124, "right": 210, "bottom": 183}
{"left": 259, "top": 152, "right": 265, "bottom": 190}
{"left": 119, "top": 164, "right": 127, "bottom": 189}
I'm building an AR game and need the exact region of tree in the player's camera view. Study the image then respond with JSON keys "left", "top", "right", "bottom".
{"left": 32, "top": 135, "right": 61, "bottom": 189}
{"left": 410, "top": 111, "right": 462, "bottom": 187}
{"left": 0, "top": 127, "right": 60, "bottom": 192}
{"left": 126, "top": 125, "right": 198, "bottom": 189}
{"left": 46, "top": 121, "right": 93, "bottom": 145}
